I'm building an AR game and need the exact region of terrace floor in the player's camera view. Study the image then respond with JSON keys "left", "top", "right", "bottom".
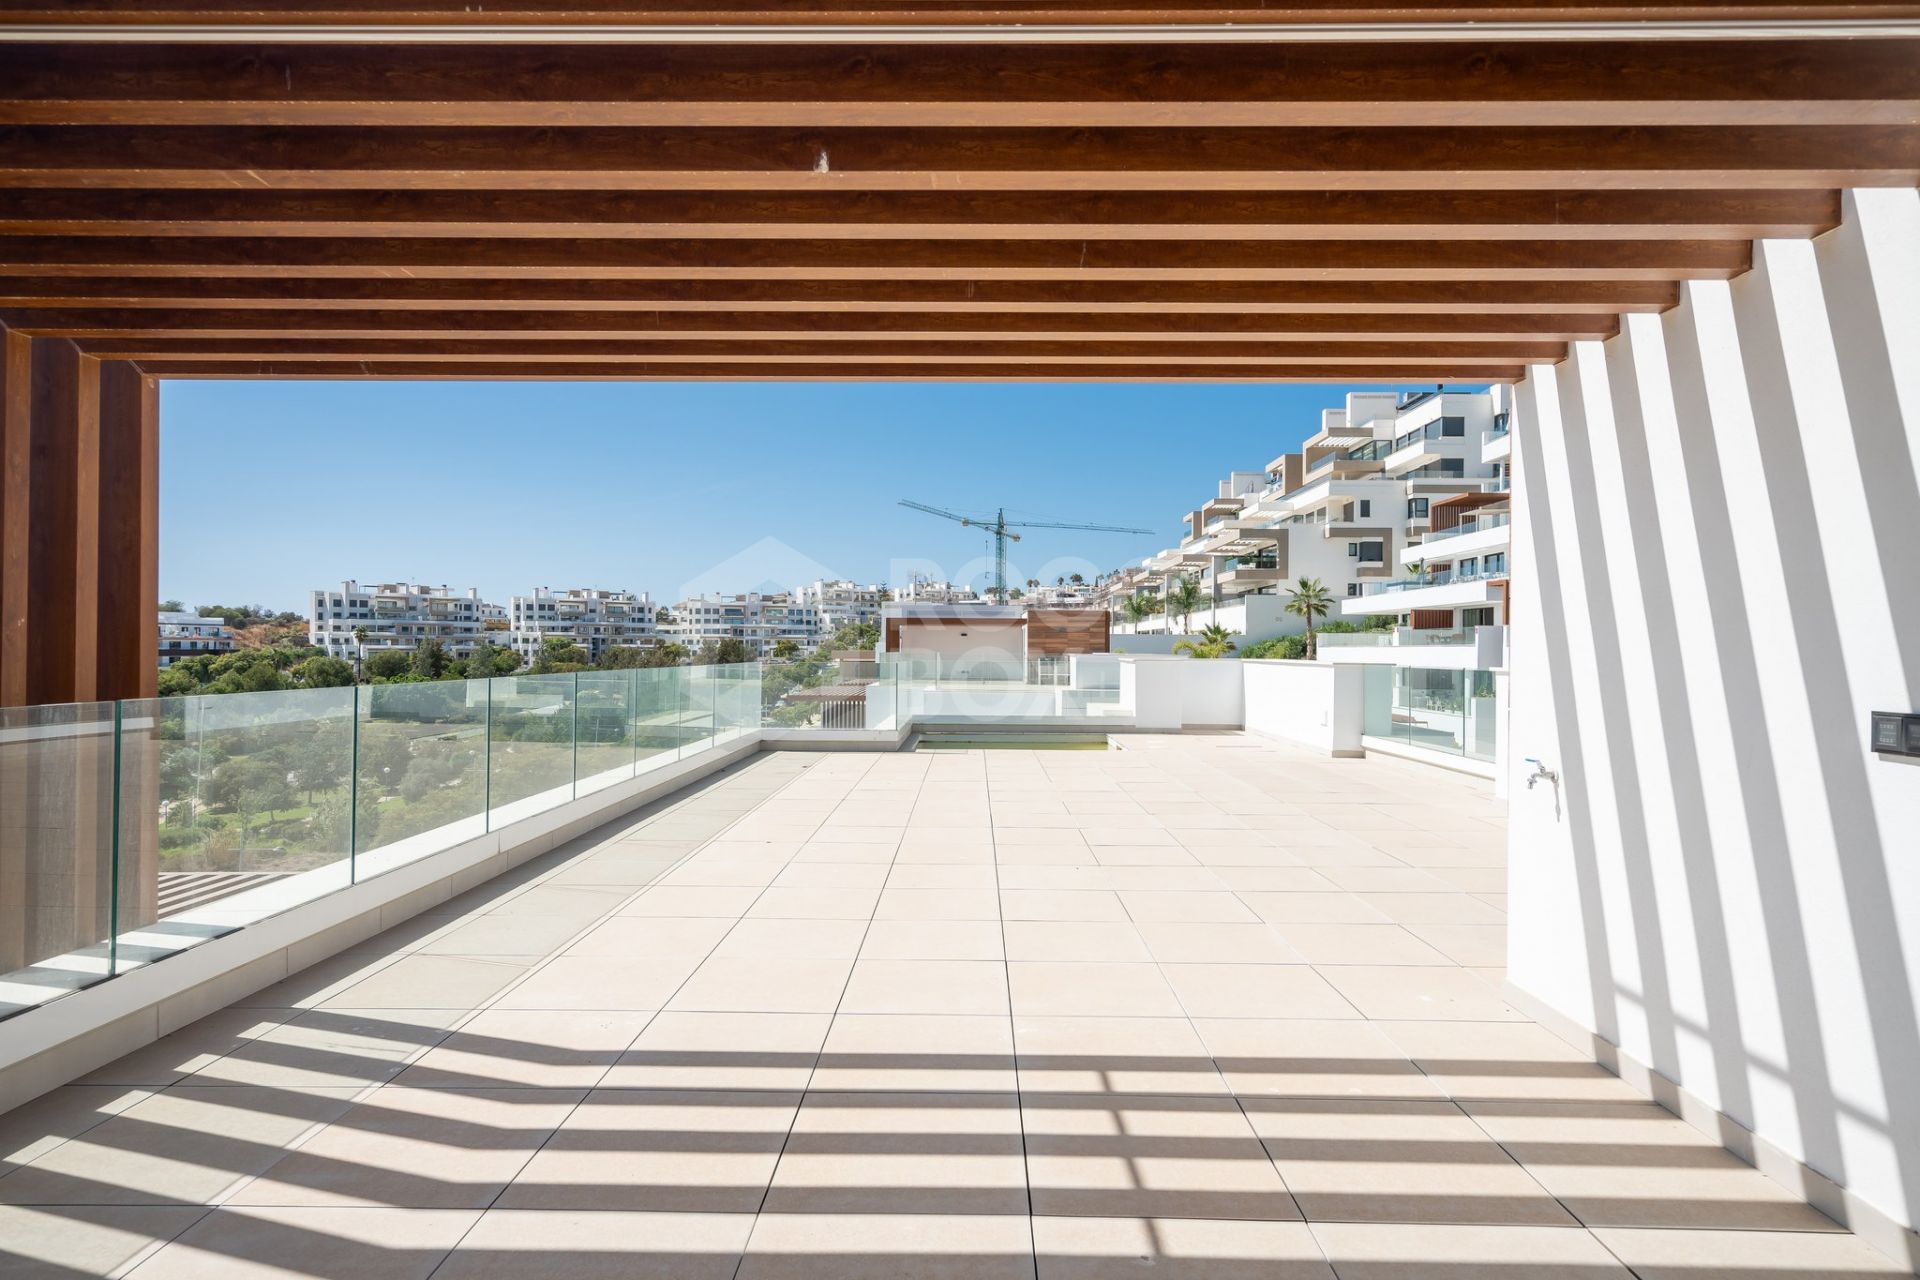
{"left": 0, "top": 735, "right": 1904, "bottom": 1279}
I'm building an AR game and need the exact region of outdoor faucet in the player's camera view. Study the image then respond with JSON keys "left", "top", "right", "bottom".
{"left": 1524, "top": 757, "right": 1558, "bottom": 790}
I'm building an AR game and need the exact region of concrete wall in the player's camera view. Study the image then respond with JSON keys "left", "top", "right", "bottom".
{"left": 1242, "top": 660, "right": 1363, "bottom": 755}
{"left": 1506, "top": 187, "right": 1920, "bottom": 1260}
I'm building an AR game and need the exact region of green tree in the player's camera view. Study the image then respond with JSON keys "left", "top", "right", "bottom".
{"left": 695, "top": 637, "right": 754, "bottom": 667}
{"left": 291, "top": 655, "right": 355, "bottom": 688}
{"left": 410, "top": 637, "right": 450, "bottom": 680}
{"left": 291, "top": 747, "right": 348, "bottom": 803}
{"left": 529, "top": 636, "right": 589, "bottom": 673}
{"left": 1164, "top": 574, "right": 1203, "bottom": 633}
{"left": 1121, "top": 592, "right": 1159, "bottom": 627}
{"left": 158, "top": 598, "right": 184, "bottom": 613}
{"left": 636, "top": 642, "right": 690, "bottom": 669}
{"left": 206, "top": 757, "right": 293, "bottom": 847}
{"left": 465, "top": 639, "right": 502, "bottom": 680}
{"left": 770, "top": 638, "right": 800, "bottom": 661}
{"left": 1173, "top": 623, "right": 1238, "bottom": 660}
{"left": 352, "top": 625, "right": 370, "bottom": 678}
{"left": 1283, "top": 576, "right": 1335, "bottom": 660}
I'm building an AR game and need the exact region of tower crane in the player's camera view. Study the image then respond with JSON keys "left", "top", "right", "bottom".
{"left": 899, "top": 500, "right": 1154, "bottom": 604}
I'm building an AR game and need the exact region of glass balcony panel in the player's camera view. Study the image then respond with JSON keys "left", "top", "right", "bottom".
{"left": 356, "top": 680, "right": 487, "bottom": 871}
{"left": 633, "top": 667, "right": 685, "bottom": 768}
{"left": 488, "top": 673, "right": 576, "bottom": 822}
{"left": 576, "top": 671, "right": 639, "bottom": 796}
{"left": 1, "top": 701, "right": 117, "bottom": 1018}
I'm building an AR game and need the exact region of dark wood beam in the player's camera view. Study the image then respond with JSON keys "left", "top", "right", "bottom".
{"left": 2, "top": 124, "right": 1912, "bottom": 190}
{"left": 130, "top": 358, "right": 1533, "bottom": 381}
{"left": 4, "top": 40, "right": 1914, "bottom": 128}
{"left": 0, "top": 189, "right": 1842, "bottom": 241}
{"left": 0, "top": 276, "right": 1685, "bottom": 312}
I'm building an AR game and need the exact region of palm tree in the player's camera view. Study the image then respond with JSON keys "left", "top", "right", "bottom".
{"left": 1284, "top": 576, "right": 1335, "bottom": 659}
{"left": 351, "top": 625, "right": 369, "bottom": 681}
{"left": 1165, "top": 574, "right": 1203, "bottom": 633}
{"left": 1173, "top": 623, "right": 1238, "bottom": 660}
{"left": 1120, "top": 593, "right": 1154, "bottom": 629}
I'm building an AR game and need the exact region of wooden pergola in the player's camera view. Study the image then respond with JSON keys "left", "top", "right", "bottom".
{"left": 0, "top": 2, "right": 1915, "bottom": 703}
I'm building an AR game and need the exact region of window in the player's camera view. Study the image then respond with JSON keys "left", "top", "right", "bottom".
{"left": 1357, "top": 543, "right": 1384, "bottom": 564}
{"left": 1347, "top": 542, "right": 1359, "bottom": 557}
{"left": 1407, "top": 497, "right": 1430, "bottom": 519}
{"left": 1459, "top": 557, "right": 1478, "bottom": 576}
{"left": 1358, "top": 499, "right": 1371, "bottom": 518}
{"left": 1441, "top": 415, "right": 1466, "bottom": 437}
{"left": 1347, "top": 583, "right": 1362, "bottom": 597}
{"left": 1464, "top": 607, "right": 1496, "bottom": 626}
{"left": 1485, "top": 552, "right": 1507, "bottom": 575}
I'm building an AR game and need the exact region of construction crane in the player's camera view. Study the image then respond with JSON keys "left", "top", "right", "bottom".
{"left": 899, "top": 500, "right": 1155, "bottom": 604}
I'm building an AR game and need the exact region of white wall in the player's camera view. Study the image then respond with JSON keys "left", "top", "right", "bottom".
{"left": 1242, "top": 660, "right": 1363, "bottom": 755}
{"left": 1506, "top": 187, "right": 1920, "bottom": 1256}
{"left": 1118, "top": 656, "right": 1245, "bottom": 730}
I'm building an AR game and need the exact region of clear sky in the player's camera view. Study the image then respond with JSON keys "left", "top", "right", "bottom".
{"left": 158, "top": 379, "right": 1463, "bottom": 613}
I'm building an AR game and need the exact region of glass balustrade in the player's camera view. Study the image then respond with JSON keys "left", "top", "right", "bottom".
{"left": 1363, "top": 666, "right": 1499, "bottom": 761}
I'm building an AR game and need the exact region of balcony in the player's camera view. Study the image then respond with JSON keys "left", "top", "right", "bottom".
{"left": 1400, "top": 512, "right": 1512, "bottom": 565}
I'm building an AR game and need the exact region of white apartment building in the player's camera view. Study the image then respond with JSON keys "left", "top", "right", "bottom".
{"left": 894, "top": 577, "right": 981, "bottom": 605}
{"left": 156, "top": 611, "right": 236, "bottom": 667}
{"left": 308, "top": 581, "right": 500, "bottom": 660}
{"left": 508, "top": 587, "right": 658, "bottom": 664}
{"left": 796, "top": 579, "right": 885, "bottom": 633}
{"left": 663, "top": 592, "right": 823, "bottom": 657}
{"left": 1118, "top": 389, "right": 1511, "bottom": 641}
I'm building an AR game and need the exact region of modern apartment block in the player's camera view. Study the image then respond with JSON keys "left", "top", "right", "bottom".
{"left": 1120, "top": 389, "right": 1512, "bottom": 639}
{"left": 508, "top": 587, "right": 658, "bottom": 664}
{"left": 663, "top": 592, "right": 823, "bottom": 656}
{"left": 893, "top": 576, "right": 982, "bottom": 605}
{"left": 795, "top": 578, "right": 885, "bottom": 632}
{"left": 308, "top": 581, "right": 500, "bottom": 660}
{"left": 155, "top": 611, "right": 236, "bottom": 667}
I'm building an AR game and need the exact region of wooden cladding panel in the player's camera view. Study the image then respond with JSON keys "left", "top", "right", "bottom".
{"left": 1027, "top": 608, "right": 1112, "bottom": 656}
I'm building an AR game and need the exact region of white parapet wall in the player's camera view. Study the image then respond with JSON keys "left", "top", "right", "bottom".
{"left": 1241, "top": 659, "right": 1365, "bottom": 755}
{"left": 1506, "top": 187, "right": 1920, "bottom": 1267}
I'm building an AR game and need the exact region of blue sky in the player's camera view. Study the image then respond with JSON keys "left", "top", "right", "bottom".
{"left": 159, "top": 379, "right": 1452, "bottom": 612}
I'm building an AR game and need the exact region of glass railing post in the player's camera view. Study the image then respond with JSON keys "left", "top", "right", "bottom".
{"left": 570, "top": 670, "right": 580, "bottom": 800}
{"left": 108, "top": 698, "right": 123, "bottom": 976}
{"left": 349, "top": 683, "right": 361, "bottom": 884}
{"left": 481, "top": 676, "right": 492, "bottom": 832}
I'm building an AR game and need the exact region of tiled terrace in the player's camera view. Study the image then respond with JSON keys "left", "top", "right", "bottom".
{"left": 0, "top": 736, "right": 1903, "bottom": 1279}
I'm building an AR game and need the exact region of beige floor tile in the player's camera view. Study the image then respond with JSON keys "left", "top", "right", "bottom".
{"left": 1135, "top": 922, "right": 1299, "bottom": 965}
{"left": 487, "top": 885, "right": 633, "bottom": 920}
{"left": 1159, "top": 964, "right": 1360, "bottom": 1020}
{"left": 0, "top": 1205, "right": 201, "bottom": 1278}
{"left": 322, "top": 956, "right": 533, "bottom": 1010}
{"left": 772, "top": 862, "right": 893, "bottom": 890}
{"left": 1240, "top": 893, "right": 1395, "bottom": 925}
{"left": 1012, "top": 1016, "right": 1225, "bottom": 1096}
{"left": 995, "top": 865, "right": 1112, "bottom": 890}
{"left": 668, "top": 957, "right": 855, "bottom": 1014}
{"left": 1309, "top": 1222, "right": 1630, "bottom": 1278}
{"left": 560, "top": 915, "right": 734, "bottom": 959}
{"left": 1319, "top": 868, "right": 1464, "bottom": 894}
{"left": 884, "top": 864, "right": 1001, "bottom": 890}
{"left": 1023, "top": 1093, "right": 1300, "bottom": 1221}
{"left": 736, "top": 1212, "right": 1035, "bottom": 1280}
{"left": 1117, "top": 890, "right": 1259, "bottom": 924}
{"left": 500, "top": 1090, "right": 800, "bottom": 1213}
{"left": 1089, "top": 844, "right": 1200, "bottom": 867}
{"left": 1212, "top": 867, "right": 1342, "bottom": 893}
{"left": 1270, "top": 923, "right": 1454, "bottom": 967}
{"left": 121, "top": 1205, "right": 478, "bottom": 1279}
{"left": 1033, "top": 1216, "right": 1334, "bottom": 1279}
{"left": 745, "top": 887, "right": 881, "bottom": 921}
{"left": 712, "top": 918, "right": 869, "bottom": 960}
{"left": 1003, "top": 921, "right": 1152, "bottom": 963}
{"left": 493, "top": 954, "right": 700, "bottom": 1011}
{"left": 1000, "top": 890, "right": 1128, "bottom": 922}
{"left": 1355, "top": 892, "right": 1508, "bottom": 925}
{"left": 1377, "top": 1021, "right": 1639, "bottom": 1103}
{"left": 228, "top": 1087, "right": 580, "bottom": 1209}
{"left": 1405, "top": 923, "right": 1509, "bottom": 967}
{"left": 1464, "top": 1100, "right": 1845, "bottom": 1232}
{"left": 874, "top": 887, "right": 1003, "bottom": 921}
{"left": 0, "top": 1088, "right": 361, "bottom": 1206}
{"left": 415, "top": 914, "right": 589, "bottom": 958}
{"left": 0, "top": 1087, "right": 152, "bottom": 1176}
{"left": 792, "top": 841, "right": 899, "bottom": 864}
{"left": 1192, "top": 1019, "right": 1441, "bottom": 1100}
{"left": 814, "top": 1014, "right": 1015, "bottom": 1091}
{"left": 603, "top": 1012, "right": 830, "bottom": 1089}
{"left": 431, "top": 1209, "right": 752, "bottom": 1280}
{"left": 765, "top": 1091, "right": 1026, "bottom": 1214}
{"left": 1100, "top": 866, "right": 1230, "bottom": 892}
{"left": 839, "top": 960, "right": 1010, "bottom": 1016}
{"left": 858, "top": 920, "right": 1006, "bottom": 961}
{"left": 1589, "top": 1227, "right": 1912, "bottom": 1277}
{"left": 617, "top": 886, "right": 762, "bottom": 918}
{"left": 1008, "top": 962, "right": 1183, "bottom": 1018}
{"left": 1245, "top": 1098, "right": 1575, "bottom": 1226}
{"left": 657, "top": 861, "right": 787, "bottom": 888}
{"left": 79, "top": 1011, "right": 295, "bottom": 1088}
{"left": 191, "top": 1009, "right": 467, "bottom": 1088}
{"left": 1318, "top": 966, "right": 1528, "bottom": 1021}
{"left": 394, "top": 1010, "right": 650, "bottom": 1088}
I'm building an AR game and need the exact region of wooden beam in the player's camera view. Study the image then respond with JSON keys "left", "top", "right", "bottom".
{"left": 94, "top": 360, "right": 157, "bottom": 703}
{"left": 0, "top": 323, "right": 28, "bottom": 707}
{"left": 4, "top": 40, "right": 1914, "bottom": 128}
{"left": 0, "top": 275, "right": 1685, "bottom": 312}
{"left": 0, "top": 188, "right": 1843, "bottom": 241}
{"left": 2, "top": 124, "right": 1911, "bottom": 191}
{"left": 132, "top": 359, "right": 1532, "bottom": 380}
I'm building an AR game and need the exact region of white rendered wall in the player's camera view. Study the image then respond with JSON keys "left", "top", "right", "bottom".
{"left": 1506, "top": 188, "right": 1920, "bottom": 1254}
{"left": 1242, "top": 660, "right": 1363, "bottom": 755}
